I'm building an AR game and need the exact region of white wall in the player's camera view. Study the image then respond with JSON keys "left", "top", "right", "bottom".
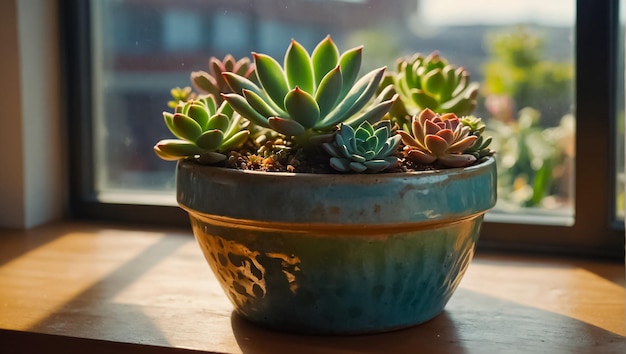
{"left": 0, "top": 0, "right": 64, "bottom": 228}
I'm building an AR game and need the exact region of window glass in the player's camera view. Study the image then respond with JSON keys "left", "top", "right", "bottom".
{"left": 617, "top": 0, "right": 625, "bottom": 222}
{"left": 89, "top": 0, "right": 576, "bottom": 222}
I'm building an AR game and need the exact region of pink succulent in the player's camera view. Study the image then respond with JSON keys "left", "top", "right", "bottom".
{"left": 398, "top": 108, "right": 478, "bottom": 168}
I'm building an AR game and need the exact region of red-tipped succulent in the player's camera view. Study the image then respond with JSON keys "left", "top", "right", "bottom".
{"left": 190, "top": 55, "right": 256, "bottom": 102}
{"left": 398, "top": 108, "right": 478, "bottom": 168}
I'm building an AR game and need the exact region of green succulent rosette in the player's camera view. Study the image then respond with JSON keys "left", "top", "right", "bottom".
{"left": 381, "top": 52, "right": 480, "bottom": 126}
{"left": 222, "top": 36, "right": 397, "bottom": 146}
{"left": 459, "top": 116, "right": 494, "bottom": 159}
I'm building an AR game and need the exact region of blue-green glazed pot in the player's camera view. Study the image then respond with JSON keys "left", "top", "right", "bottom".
{"left": 177, "top": 157, "right": 497, "bottom": 334}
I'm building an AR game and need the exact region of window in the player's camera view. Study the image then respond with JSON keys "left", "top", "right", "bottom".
{"left": 63, "top": 0, "right": 624, "bottom": 257}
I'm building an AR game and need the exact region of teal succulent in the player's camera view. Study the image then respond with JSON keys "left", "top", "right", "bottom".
{"left": 322, "top": 120, "right": 401, "bottom": 173}
{"left": 459, "top": 116, "right": 494, "bottom": 159}
{"left": 222, "top": 36, "right": 396, "bottom": 145}
{"left": 154, "top": 95, "right": 250, "bottom": 163}
{"left": 381, "top": 52, "right": 480, "bottom": 122}
{"left": 190, "top": 55, "right": 256, "bottom": 103}
{"left": 398, "top": 108, "right": 478, "bottom": 168}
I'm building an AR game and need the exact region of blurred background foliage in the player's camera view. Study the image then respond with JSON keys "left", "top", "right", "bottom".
{"left": 481, "top": 26, "right": 574, "bottom": 211}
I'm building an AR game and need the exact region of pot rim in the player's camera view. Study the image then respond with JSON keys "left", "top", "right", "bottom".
{"left": 176, "top": 157, "right": 497, "bottom": 226}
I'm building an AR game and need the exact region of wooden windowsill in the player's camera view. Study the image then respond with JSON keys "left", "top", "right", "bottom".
{"left": 0, "top": 221, "right": 624, "bottom": 353}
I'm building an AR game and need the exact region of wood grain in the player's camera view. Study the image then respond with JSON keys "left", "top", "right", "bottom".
{"left": 0, "top": 221, "right": 624, "bottom": 353}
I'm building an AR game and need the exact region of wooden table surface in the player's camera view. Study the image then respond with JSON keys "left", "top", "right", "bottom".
{"left": 0, "top": 221, "right": 624, "bottom": 354}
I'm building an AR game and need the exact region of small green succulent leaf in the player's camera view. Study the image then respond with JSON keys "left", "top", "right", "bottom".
{"left": 253, "top": 53, "right": 289, "bottom": 110}
{"left": 410, "top": 90, "right": 439, "bottom": 111}
{"left": 439, "top": 82, "right": 479, "bottom": 115}
{"left": 285, "top": 39, "right": 314, "bottom": 93}
{"left": 349, "top": 161, "right": 367, "bottom": 173}
{"left": 374, "top": 126, "right": 390, "bottom": 151}
{"left": 329, "top": 157, "right": 351, "bottom": 172}
{"left": 338, "top": 66, "right": 387, "bottom": 120}
{"left": 337, "top": 46, "right": 363, "bottom": 99}
{"left": 361, "top": 120, "right": 375, "bottom": 135}
{"left": 337, "top": 124, "right": 356, "bottom": 151}
{"left": 154, "top": 139, "right": 199, "bottom": 160}
{"left": 205, "top": 113, "right": 229, "bottom": 132}
{"left": 154, "top": 148, "right": 182, "bottom": 161}
{"left": 172, "top": 113, "right": 203, "bottom": 141}
{"left": 215, "top": 98, "right": 233, "bottom": 117}
{"left": 406, "top": 60, "right": 420, "bottom": 89}
{"left": 344, "top": 95, "right": 396, "bottom": 128}
{"left": 267, "top": 117, "right": 306, "bottom": 136}
{"left": 311, "top": 35, "right": 340, "bottom": 87}
{"left": 321, "top": 142, "right": 342, "bottom": 157}
{"left": 222, "top": 93, "right": 270, "bottom": 128}
{"left": 319, "top": 67, "right": 385, "bottom": 128}
{"left": 451, "top": 68, "right": 469, "bottom": 97}
{"left": 219, "top": 130, "right": 250, "bottom": 152}
{"left": 284, "top": 87, "right": 320, "bottom": 129}
{"left": 478, "top": 136, "right": 493, "bottom": 150}
{"left": 243, "top": 89, "right": 280, "bottom": 118}
{"left": 179, "top": 101, "right": 192, "bottom": 115}
{"left": 423, "top": 68, "right": 446, "bottom": 95}
{"left": 223, "top": 112, "right": 243, "bottom": 138}
{"left": 222, "top": 72, "right": 264, "bottom": 97}
{"left": 441, "top": 66, "right": 457, "bottom": 101}
{"left": 200, "top": 95, "right": 218, "bottom": 115}
{"left": 376, "top": 135, "right": 402, "bottom": 158}
{"left": 195, "top": 130, "right": 225, "bottom": 150}
{"left": 314, "top": 65, "right": 343, "bottom": 117}
{"left": 348, "top": 153, "right": 365, "bottom": 163}
{"left": 187, "top": 103, "right": 210, "bottom": 129}
{"left": 363, "top": 160, "right": 391, "bottom": 172}
{"left": 361, "top": 150, "right": 376, "bottom": 161}
{"left": 163, "top": 112, "right": 183, "bottom": 139}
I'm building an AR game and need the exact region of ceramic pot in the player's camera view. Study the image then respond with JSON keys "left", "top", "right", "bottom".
{"left": 177, "top": 157, "right": 497, "bottom": 334}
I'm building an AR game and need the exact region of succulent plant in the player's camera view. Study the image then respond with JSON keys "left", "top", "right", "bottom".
{"left": 190, "top": 55, "right": 256, "bottom": 103}
{"left": 168, "top": 86, "right": 194, "bottom": 108}
{"left": 322, "top": 120, "right": 401, "bottom": 173}
{"left": 459, "top": 116, "right": 494, "bottom": 159}
{"left": 154, "top": 95, "right": 250, "bottom": 163}
{"left": 222, "top": 36, "right": 396, "bottom": 145}
{"left": 381, "top": 52, "right": 480, "bottom": 122}
{"left": 155, "top": 36, "right": 495, "bottom": 174}
{"left": 398, "top": 108, "right": 478, "bottom": 168}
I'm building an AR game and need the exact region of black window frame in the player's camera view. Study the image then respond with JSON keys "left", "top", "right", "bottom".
{"left": 61, "top": 0, "right": 625, "bottom": 259}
